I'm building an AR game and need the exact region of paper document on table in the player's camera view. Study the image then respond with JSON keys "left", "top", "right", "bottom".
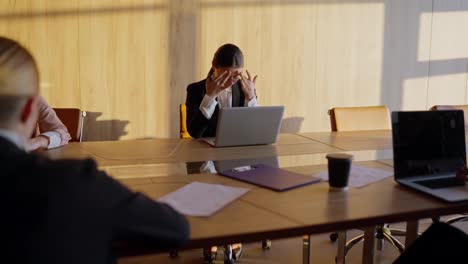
{"left": 158, "top": 181, "right": 249, "bottom": 217}
{"left": 314, "top": 165, "right": 393, "bottom": 188}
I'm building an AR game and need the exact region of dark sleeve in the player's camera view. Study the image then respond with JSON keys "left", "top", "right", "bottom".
{"left": 111, "top": 192, "right": 190, "bottom": 249}
{"left": 82, "top": 160, "right": 190, "bottom": 249}
{"left": 394, "top": 223, "right": 468, "bottom": 263}
{"left": 185, "top": 81, "right": 217, "bottom": 138}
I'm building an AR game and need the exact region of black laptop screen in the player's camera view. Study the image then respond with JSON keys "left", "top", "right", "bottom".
{"left": 392, "top": 110, "right": 466, "bottom": 179}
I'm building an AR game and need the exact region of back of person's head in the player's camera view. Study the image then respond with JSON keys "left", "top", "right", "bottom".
{"left": 212, "top": 43, "right": 244, "bottom": 69}
{"left": 0, "top": 37, "right": 39, "bottom": 128}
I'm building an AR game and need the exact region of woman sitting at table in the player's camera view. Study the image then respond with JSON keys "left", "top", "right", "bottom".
{"left": 185, "top": 43, "right": 258, "bottom": 138}
{"left": 185, "top": 43, "right": 261, "bottom": 262}
{"left": 27, "top": 95, "right": 71, "bottom": 150}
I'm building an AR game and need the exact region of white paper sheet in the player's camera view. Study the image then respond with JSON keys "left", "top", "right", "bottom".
{"left": 314, "top": 165, "right": 393, "bottom": 188}
{"left": 158, "top": 181, "right": 249, "bottom": 217}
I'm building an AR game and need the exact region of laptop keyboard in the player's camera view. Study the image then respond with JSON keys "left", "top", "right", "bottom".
{"left": 414, "top": 177, "right": 465, "bottom": 189}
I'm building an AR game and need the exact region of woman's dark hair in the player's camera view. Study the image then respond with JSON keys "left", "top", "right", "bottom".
{"left": 212, "top": 43, "right": 244, "bottom": 68}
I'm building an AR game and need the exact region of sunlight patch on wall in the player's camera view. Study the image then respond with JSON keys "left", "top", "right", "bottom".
{"left": 401, "top": 77, "right": 429, "bottom": 111}
{"left": 421, "top": 11, "right": 468, "bottom": 61}
{"left": 427, "top": 73, "right": 467, "bottom": 106}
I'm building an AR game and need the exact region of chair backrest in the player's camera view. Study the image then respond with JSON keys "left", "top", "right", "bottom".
{"left": 53, "top": 108, "right": 86, "bottom": 142}
{"left": 328, "top": 105, "right": 391, "bottom": 131}
{"left": 180, "top": 103, "right": 192, "bottom": 139}
{"left": 430, "top": 105, "right": 468, "bottom": 126}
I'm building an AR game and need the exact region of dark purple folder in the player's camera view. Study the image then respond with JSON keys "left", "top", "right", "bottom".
{"left": 219, "top": 163, "right": 321, "bottom": 192}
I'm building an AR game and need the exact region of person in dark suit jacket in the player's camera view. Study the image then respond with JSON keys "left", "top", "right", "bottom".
{"left": 0, "top": 36, "right": 189, "bottom": 264}
{"left": 394, "top": 222, "right": 468, "bottom": 263}
{"left": 185, "top": 44, "right": 263, "bottom": 262}
{"left": 186, "top": 43, "right": 258, "bottom": 138}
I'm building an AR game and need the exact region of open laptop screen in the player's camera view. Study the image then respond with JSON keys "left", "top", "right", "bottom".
{"left": 392, "top": 110, "right": 466, "bottom": 179}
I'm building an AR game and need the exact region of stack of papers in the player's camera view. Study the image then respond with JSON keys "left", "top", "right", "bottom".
{"left": 158, "top": 182, "right": 249, "bottom": 217}
{"left": 315, "top": 165, "right": 393, "bottom": 188}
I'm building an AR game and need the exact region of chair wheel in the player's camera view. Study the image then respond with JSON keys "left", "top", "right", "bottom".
{"left": 203, "top": 254, "right": 215, "bottom": 263}
{"left": 169, "top": 250, "right": 178, "bottom": 258}
{"left": 231, "top": 244, "right": 243, "bottom": 260}
{"left": 330, "top": 233, "right": 339, "bottom": 242}
{"left": 203, "top": 247, "right": 217, "bottom": 263}
{"left": 262, "top": 239, "right": 272, "bottom": 250}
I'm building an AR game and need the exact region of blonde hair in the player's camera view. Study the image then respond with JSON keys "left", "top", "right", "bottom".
{"left": 0, "top": 37, "right": 39, "bottom": 96}
{"left": 0, "top": 37, "right": 39, "bottom": 125}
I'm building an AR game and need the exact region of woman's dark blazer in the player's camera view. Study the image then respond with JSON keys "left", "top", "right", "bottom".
{"left": 185, "top": 79, "right": 247, "bottom": 138}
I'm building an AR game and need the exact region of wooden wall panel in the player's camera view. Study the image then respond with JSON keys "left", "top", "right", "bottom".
{"left": 0, "top": 0, "right": 81, "bottom": 106}
{"left": 200, "top": 2, "right": 319, "bottom": 133}
{"left": 76, "top": 0, "right": 169, "bottom": 140}
{"left": 168, "top": 0, "right": 200, "bottom": 137}
{"left": 314, "top": 1, "right": 386, "bottom": 131}
{"left": 1, "top": 0, "right": 468, "bottom": 139}
{"left": 35, "top": 0, "right": 81, "bottom": 108}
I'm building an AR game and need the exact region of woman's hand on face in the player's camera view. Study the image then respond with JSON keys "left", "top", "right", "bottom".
{"left": 240, "top": 70, "right": 257, "bottom": 101}
{"left": 205, "top": 71, "right": 239, "bottom": 98}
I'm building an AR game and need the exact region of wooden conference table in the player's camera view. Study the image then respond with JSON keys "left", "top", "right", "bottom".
{"left": 44, "top": 131, "right": 468, "bottom": 264}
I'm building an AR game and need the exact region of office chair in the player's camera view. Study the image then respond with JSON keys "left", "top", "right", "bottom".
{"left": 180, "top": 103, "right": 192, "bottom": 139}
{"left": 328, "top": 105, "right": 391, "bottom": 131}
{"left": 53, "top": 108, "right": 87, "bottom": 142}
{"left": 430, "top": 104, "right": 468, "bottom": 128}
{"left": 328, "top": 106, "right": 406, "bottom": 258}
{"left": 430, "top": 105, "right": 468, "bottom": 225}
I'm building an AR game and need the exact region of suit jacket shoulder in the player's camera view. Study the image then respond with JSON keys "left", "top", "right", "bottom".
{"left": 185, "top": 79, "right": 248, "bottom": 138}
{"left": 0, "top": 137, "right": 189, "bottom": 264}
{"left": 186, "top": 79, "right": 206, "bottom": 100}
{"left": 185, "top": 79, "right": 218, "bottom": 138}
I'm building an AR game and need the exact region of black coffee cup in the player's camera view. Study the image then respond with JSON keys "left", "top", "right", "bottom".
{"left": 326, "top": 153, "right": 353, "bottom": 190}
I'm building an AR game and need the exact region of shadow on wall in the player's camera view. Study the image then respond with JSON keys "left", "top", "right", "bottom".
{"left": 280, "top": 117, "right": 304, "bottom": 133}
{"left": 82, "top": 112, "right": 129, "bottom": 141}
{"left": 0, "top": 3, "right": 167, "bottom": 20}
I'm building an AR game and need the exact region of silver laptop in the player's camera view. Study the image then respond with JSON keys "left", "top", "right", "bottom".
{"left": 201, "top": 106, "right": 284, "bottom": 147}
{"left": 392, "top": 110, "right": 468, "bottom": 202}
